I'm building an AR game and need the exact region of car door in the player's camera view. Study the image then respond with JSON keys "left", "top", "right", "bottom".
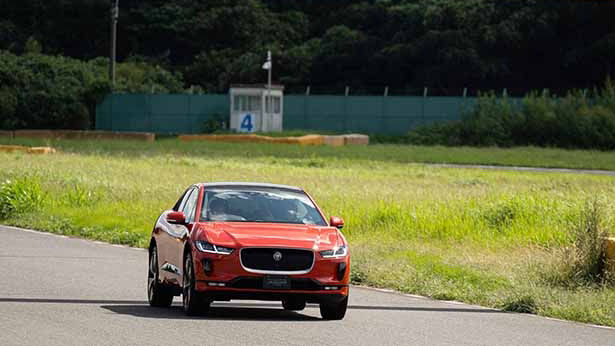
{"left": 158, "top": 187, "right": 197, "bottom": 285}
{"left": 171, "top": 186, "right": 199, "bottom": 278}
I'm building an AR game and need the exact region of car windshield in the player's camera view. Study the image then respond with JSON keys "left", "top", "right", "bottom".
{"left": 201, "top": 186, "right": 326, "bottom": 226}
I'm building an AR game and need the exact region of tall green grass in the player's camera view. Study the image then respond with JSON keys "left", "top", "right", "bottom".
{"left": 0, "top": 176, "right": 44, "bottom": 219}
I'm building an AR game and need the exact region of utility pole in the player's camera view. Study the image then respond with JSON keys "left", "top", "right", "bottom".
{"left": 109, "top": 0, "right": 119, "bottom": 89}
{"left": 261, "top": 51, "right": 273, "bottom": 131}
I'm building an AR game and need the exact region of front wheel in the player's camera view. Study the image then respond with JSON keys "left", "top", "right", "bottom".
{"left": 148, "top": 246, "right": 173, "bottom": 307}
{"left": 319, "top": 296, "right": 348, "bottom": 320}
{"left": 183, "top": 251, "right": 210, "bottom": 316}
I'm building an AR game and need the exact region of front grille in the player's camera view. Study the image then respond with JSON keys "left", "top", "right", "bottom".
{"left": 229, "top": 277, "right": 322, "bottom": 290}
{"left": 240, "top": 248, "right": 314, "bottom": 272}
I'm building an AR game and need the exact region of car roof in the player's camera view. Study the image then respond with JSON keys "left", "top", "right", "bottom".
{"left": 200, "top": 182, "right": 303, "bottom": 191}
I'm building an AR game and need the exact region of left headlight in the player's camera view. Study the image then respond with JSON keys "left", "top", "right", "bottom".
{"left": 320, "top": 245, "right": 348, "bottom": 258}
{"left": 195, "top": 241, "right": 234, "bottom": 255}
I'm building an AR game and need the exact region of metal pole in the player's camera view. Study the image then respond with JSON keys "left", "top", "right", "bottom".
{"left": 267, "top": 50, "right": 272, "bottom": 117}
{"left": 422, "top": 87, "right": 428, "bottom": 124}
{"left": 109, "top": 0, "right": 119, "bottom": 89}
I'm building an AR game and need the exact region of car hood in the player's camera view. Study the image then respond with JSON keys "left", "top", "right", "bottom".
{"left": 199, "top": 222, "right": 341, "bottom": 251}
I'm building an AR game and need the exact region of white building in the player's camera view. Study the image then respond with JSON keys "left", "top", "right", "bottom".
{"left": 229, "top": 84, "right": 284, "bottom": 133}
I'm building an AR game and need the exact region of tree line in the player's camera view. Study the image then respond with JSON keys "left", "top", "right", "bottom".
{"left": 2, "top": 0, "right": 615, "bottom": 145}
{"left": 1, "top": 0, "right": 614, "bottom": 95}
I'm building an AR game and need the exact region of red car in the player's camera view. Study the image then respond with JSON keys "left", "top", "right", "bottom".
{"left": 148, "top": 182, "right": 350, "bottom": 319}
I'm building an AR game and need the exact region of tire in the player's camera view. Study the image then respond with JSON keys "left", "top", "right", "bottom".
{"left": 319, "top": 296, "right": 348, "bottom": 320}
{"left": 282, "top": 299, "right": 306, "bottom": 311}
{"left": 182, "top": 251, "right": 210, "bottom": 316}
{"left": 148, "top": 246, "right": 174, "bottom": 307}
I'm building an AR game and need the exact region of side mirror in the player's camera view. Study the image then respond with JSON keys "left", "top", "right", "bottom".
{"left": 167, "top": 211, "right": 186, "bottom": 225}
{"left": 330, "top": 216, "right": 344, "bottom": 229}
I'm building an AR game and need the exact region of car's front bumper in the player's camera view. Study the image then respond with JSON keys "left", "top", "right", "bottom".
{"left": 192, "top": 247, "right": 350, "bottom": 302}
{"left": 194, "top": 284, "right": 349, "bottom": 304}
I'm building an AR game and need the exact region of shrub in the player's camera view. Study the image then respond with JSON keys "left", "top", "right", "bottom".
{"left": 350, "top": 267, "right": 368, "bottom": 284}
{"left": 483, "top": 199, "right": 520, "bottom": 229}
{"left": 569, "top": 199, "right": 609, "bottom": 284}
{"left": 112, "top": 58, "right": 185, "bottom": 94}
{"left": 0, "top": 51, "right": 107, "bottom": 130}
{"left": 540, "top": 199, "right": 610, "bottom": 287}
{"left": 406, "top": 122, "right": 462, "bottom": 146}
{"left": 500, "top": 294, "right": 538, "bottom": 314}
{"left": 407, "top": 80, "right": 615, "bottom": 150}
{"left": 0, "top": 177, "right": 44, "bottom": 219}
{"left": 0, "top": 51, "right": 188, "bottom": 130}
{"left": 201, "top": 113, "right": 228, "bottom": 133}
{"left": 0, "top": 86, "right": 17, "bottom": 128}
{"left": 518, "top": 91, "right": 559, "bottom": 146}
{"left": 23, "top": 37, "right": 42, "bottom": 54}
{"left": 459, "top": 92, "right": 519, "bottom": 147}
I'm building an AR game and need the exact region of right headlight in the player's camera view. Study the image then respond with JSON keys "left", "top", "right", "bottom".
{"left": 195, "top": 241, "right": 234, "bottom": 255}
{"left": 320, "top": 245, "right": 348, "bottom": 258}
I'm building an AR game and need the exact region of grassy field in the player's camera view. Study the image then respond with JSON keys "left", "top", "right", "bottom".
{"left": 0, "top": 138, "right": 614, "bottom": 326}
{"left": 3, "top": 136, "right": 615, "bottom": 171}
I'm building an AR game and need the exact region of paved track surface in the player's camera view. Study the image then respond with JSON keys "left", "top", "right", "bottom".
{"left": 431, "top": 163, "right": 615, "bottom": 176}
{"left": 1, "top": 225, "right": 614, "bottom": 346}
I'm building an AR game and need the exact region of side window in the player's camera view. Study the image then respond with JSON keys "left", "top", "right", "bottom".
{"left": 182, "top": 188, "right": 199, "bottom": 223}
{"left": 174, "top": 188, "right": 191, "bottom": 211}
{"left": 200, "top": 191, "right": 209, "bottom": 220}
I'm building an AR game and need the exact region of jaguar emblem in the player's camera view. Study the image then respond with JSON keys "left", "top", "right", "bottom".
{"left": 273, "top": 251, "right": 282, "bottom": 262}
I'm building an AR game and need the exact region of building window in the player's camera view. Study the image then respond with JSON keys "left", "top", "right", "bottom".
{"left": 265, "top": 96, "right": 281, "bottom": 114}
{"left": 273, "top": 97, "right": 281, "bottom": 114}
{"left": 240, "top": 96, "right": 247, "bottom": 111}
{"left": 233, "top": 95, "right": 240, "bottom": 111}
{"left": 248, "top": 96, "right": 260, "bottom": 111}
{"left": 235, "top": 95, "right": 261, "bottom": 112}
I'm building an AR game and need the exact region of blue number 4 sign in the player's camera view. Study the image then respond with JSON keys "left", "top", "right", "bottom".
{"left": 240, "top": 114, "right": 254, "bottom": 132}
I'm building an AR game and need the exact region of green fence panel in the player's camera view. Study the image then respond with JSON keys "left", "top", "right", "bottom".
{"left": 96, "top": 93, "right": 512, "bottom": 135}
{"left": 344, "top": 96, "right": 383, "bottom": 133}
{"left": 381, "top": 96, "right": 424, "bottom": 133}
{"left": 283, "top": 95, "right": 308, "bottom": 129}
{"left": 96, "top": 96, "right": 112, "bottom": 130}
{"left": 304, "top": 96, "right": 346, "bottom": 131}
{"left": 96, "top": 93, "right": 229, "bottom": 134}
{"left": 421, "top": 97, "right": 461, "bottom": 128}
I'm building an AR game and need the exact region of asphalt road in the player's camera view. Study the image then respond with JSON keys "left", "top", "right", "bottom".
{"left": 431, "top": 163, "right": 615, "bottom": 176}
{"left": 1, "top": 225, "right": 614, "bottom": 346}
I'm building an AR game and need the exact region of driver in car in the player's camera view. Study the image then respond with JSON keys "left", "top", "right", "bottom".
{"left": 208, "top": 198, "right": 228, "bottom": 218}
